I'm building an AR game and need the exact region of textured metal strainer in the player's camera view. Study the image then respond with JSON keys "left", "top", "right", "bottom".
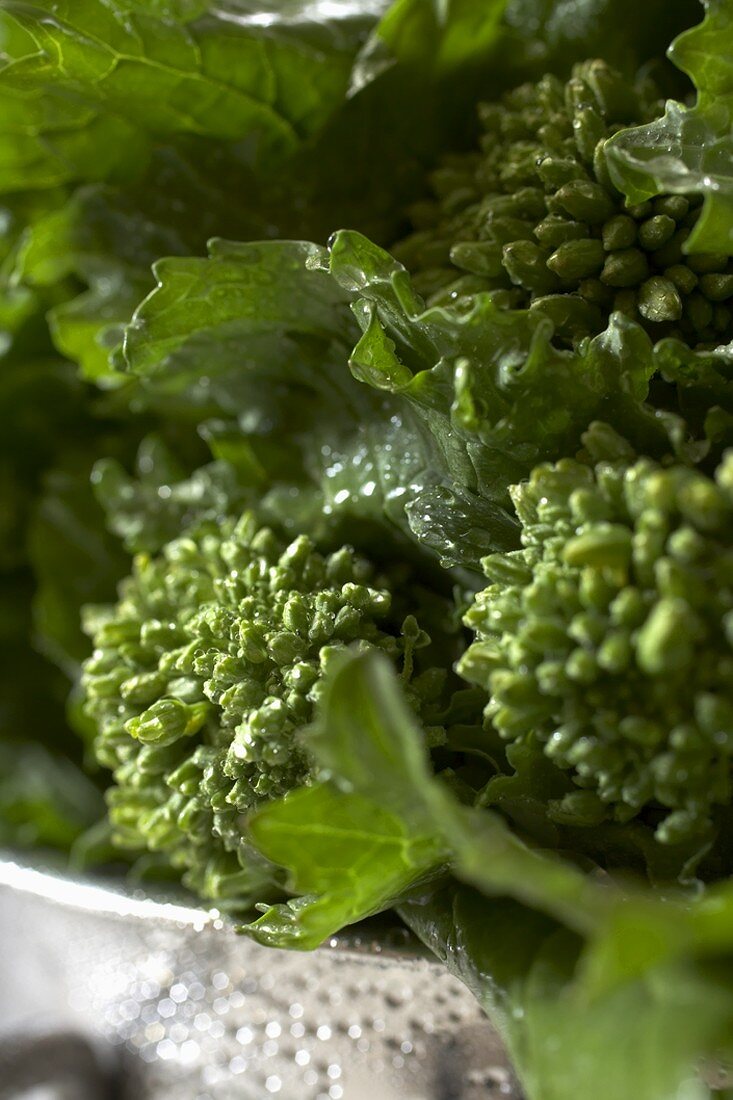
{"left": 0, "top": 859, "right": 520, "bottom": 1099}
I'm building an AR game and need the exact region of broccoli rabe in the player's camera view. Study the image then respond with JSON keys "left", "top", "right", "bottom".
{"left": 460, "top": 426, "right": 733, "bottom": 845}
{"left": 82, "top": 510, "right": 447, "bottom": 902}
{"left": 395, "top": 60, "right": 733, "bottom": 350}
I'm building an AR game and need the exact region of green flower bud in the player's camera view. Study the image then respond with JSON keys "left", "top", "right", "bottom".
{"left": 578, "top": 277, "right": 613, "bottom": 307}
{"left": 650, "top": 227, "right": 689, "bottom": 268}
{"left": 449, "top": 241, "right": 506, "bottom": 278}
{"left": 635, "top": 598, "right": 697, "bottom": 675}
{"left": 637, "top": 215, "right": 676, "bottom": 251}
{"left": 602, "top": 215, "right": 637, "bottom": 251}
{"left": 394, "top": 59, "right": 733, "bottom": 349}
{"left": 126, "top": 699, "right": 209, "bottom": 746}
{"left": 537, "top": 156, "right": 585, "bottom": 189}
{"left": 688, "top": 253, "right": 730, "bottom": 275}
{"left": 601, "top": 248, "right": 650, "bottom": 288}
{"left": 699, "top": 274, "right": 733, "bottom": 302}
{"left": 534, "top": 215, "right": 589, "bottom": 248}
{"left": 563, "top": 524, "right": 633, "bottom": 571}
{"left": 654, "top": 195, "right": 690, "bottom": 220}
{"left": 550, "top": 180, "right": 616, "bottom": 224}
{"left": 665, "top": 264, "right": 698, "bottom": 295}
{"left": 460, "top": 435, "right": 733, "bottom": 844}
{"left": 502, "top": 240, "right": 561, "bottom": 294}
{"left": 546, "top": 238, "right": 605, "bottom": 280}
{"left": 82, "top": 511, "right": 446, "bottom": 901}
{"left": 637, "top": 277, "right": 683, "bottom": 323}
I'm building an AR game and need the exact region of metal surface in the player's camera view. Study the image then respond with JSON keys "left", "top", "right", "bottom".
{"left": 0, "top": 860, "right": 520, "bottom": 1099}
{"left": 0, "top": 1029, "right": 129, "bottom": 1099}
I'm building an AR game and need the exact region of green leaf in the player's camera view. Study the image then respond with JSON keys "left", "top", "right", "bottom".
{"left": 244, "top": 650, "right": 453, "bottom": 947}
{"left": 0, "top": 8, "right": 35, "bottom": 58}
{"left": 353, "top": 0, "right": 700, "bottom": 101}
{"left": 29, "top": 462, "right": 130, "bottom": 670}
{"left": 319, "top": 230, "right": 676, "bottom": 564}
{"left": 9, "top": 0, "right": 686, "bottom": 391}
{"left": 402, "top": 883, "right": 733, "bottom": 1100}
{"left": 353, "top": 0, "right": 508, "bottom": 81}
{"left": 245, "top": 647, "right": 733, "bottom": 1066}
{"left": 310, "top": 652, "right": 606, "bottom": 931}
{"left": 0, "top": 0, "right": 377, "bottom": 192}
{"left": 118, "top": 237, "right": 503, "bottom": 562}
{"left": 607, "top": 0, "right": 733, "bottom": 255}
{"left": 246, "top": 651, "right": 609, "bottom": 949}
{"left": 13, "top": 184, "right": 190, "bottom": 384}
{"left": 1, "top": 0, "right": 705, "bottom": 390}
{"left": 650, "top": 337, "right": 733, "bottom": 456}
{"left": 123, "top": 239, "right": 356, "bottom": 391}
{"left": 0, "top": 1, "right": 387, "bottom": 379}
{"left": 246, "top": 786, "right": 448, "bottom": 949}
{"left": 579, "top": 878, "right": 733, "bottom": 999}
{"left": 119, "top": 237, "right": 402, "bottom": 532}
{"left": 0, "top": 189, "right": 75, "bottom": 385}
{"left": 0, "top": 0, "right": 374, "bottom": 378}
{"left": 0, "top": 740, "right": 105, "bottom": 851}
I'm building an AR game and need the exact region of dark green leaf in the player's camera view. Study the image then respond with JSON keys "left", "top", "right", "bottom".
{"left": 123, "top": 239, "right": 356, "bottom": 391}
{"left": 0, "top": 741, "right": 105, "bottom": 851}
{"left": 117, "top": 237, "right": 507, "bottom": 563}
{"left": 353, "top": 0, "right": 507, "bottom": 82}
{"left": 29, "top": 463, "right": 130, "bottom": 670}
{"left": 500, "top": 0, "right": 701, "bottom": 81}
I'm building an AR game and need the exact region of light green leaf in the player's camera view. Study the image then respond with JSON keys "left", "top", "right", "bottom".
{"left": 0, "top": 0, "right": 377, "bottom": 192}
{"left": 246, "top": 786, "right": 448, "bottom": 949}
{"left": 308, "top": 650, "right": 606, "bottom": 931}
{"left": 246, "top": 651, "right": 610, "bottom": 949}
{"left": 351, "top": 0, "right": 507, "bottom": 86}
{"left": 402, "top": 883, "right": 733, "bottom": 1100}
{"left": 579, "top": 878, "right": 733, "bottom": 999}
{"left": 123, "top": 238, "right": 356, "bottom": 389}
{"left": 607, "top": 0, "right": 733, "bottom": 254}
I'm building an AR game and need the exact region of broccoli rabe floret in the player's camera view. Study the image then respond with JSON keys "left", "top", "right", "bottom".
{"left": 395, "top": 60, "right": 733, "bottom": 349}
{"left": 82, "top": 510, "right": 446, "bottom": 902}
{"left": 459, "top": 428, "right": 733, "bottom": 845}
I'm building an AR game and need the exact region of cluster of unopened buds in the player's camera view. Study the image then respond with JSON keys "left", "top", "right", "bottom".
{"left": 460, "top": 430, "right": 733, "bottom": 844}
{"left": 396, "top": 60, "right": 733, "bottom": 349}
{"left": 81, "top": 510, "right": 442, "bottom": 898}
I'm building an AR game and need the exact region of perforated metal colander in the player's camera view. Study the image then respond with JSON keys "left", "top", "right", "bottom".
{"left": 0, "top": 859, "right": 520, "bottom": 1100}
